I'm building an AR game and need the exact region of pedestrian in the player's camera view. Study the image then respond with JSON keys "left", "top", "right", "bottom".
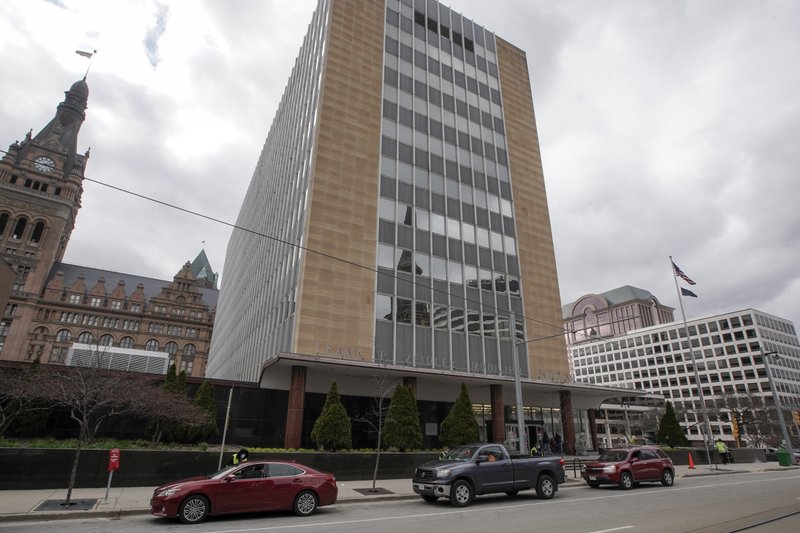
{"left": 439, "top": 446, "right": 451, "bottom": 460}
{"left": 530, "top": 443, "right": 539, "bottom": 456}
{"left": 229, "top": 448, "right": 249, "bottom": 466}
{"left": 715, "top": 439, "right": 729, "bottom": 465}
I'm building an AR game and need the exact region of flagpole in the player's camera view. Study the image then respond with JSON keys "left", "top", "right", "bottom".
{"left": 670, "top": 256, "right": 716, "bottom": 471}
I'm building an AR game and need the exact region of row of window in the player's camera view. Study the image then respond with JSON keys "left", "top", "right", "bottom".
{"left": 47, "top": 329, "right": 198, "bottom": 355}
{"left": 56, "top": 312, "right": 200, "bottom": 337}
{"left": 7, "top": 174, "right": 63, "bottom": 196}
{"left": 386, "top": 2, "right": 498, "bottom": 72}
{"left": 384, "top": 41, "right": 501, "bottom": 108}
{"left": 0, "top": 213, "right": 46, "bottom": 244}
{"left": 61, "top": 294, "right": 205, "bottom": 318}
{"left": 378, "top": 244, "right": 519, "bottom": 290}
{"left": 382, "top": 63, "right": 505, "bottom": 146}
{"left": 375, "top": 293, "right": 524, "bottom": 339}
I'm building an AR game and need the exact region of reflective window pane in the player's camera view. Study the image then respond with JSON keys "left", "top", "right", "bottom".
{"left": 504, "top": 235, "right": 516, "bottom": 255}
{"left": 376, "top": 294, "right": 392, "bottom": 321}
{"left": 447, "top": 218, "right": 461, "bottom": 239}
{"left": 416, "top": 208, "right": 430, "bottom": 230}
{"left": 397, "top": 298, "right": 413, "bottom": 323}
{"left": 379, "top": 198, "right": 396, "bottom": 221}
{"left": 462, "top": 222, "right": 475, "bottom": 244}
{"left": 433, "top": 305, "right": 449, "bottom": 330}
{"left": 431, "top": 257, "right": 447, "bottom": 280}
{"left": 448, "top": 260, "right": 463, "bottom": 284}
{"left": 416, "top": 301, "right": 431, "bottom": 327}
{"left": 416, "top": 252, "right": 430, "bottom": 277}
{"left": 378, "top": 244, "right": 396, "bottom": 268}
{"left": 476, "top": 227, "right": 489, "bottom": 247}
{"left": 431, "top": 213, "right": 446, "bottom": 235}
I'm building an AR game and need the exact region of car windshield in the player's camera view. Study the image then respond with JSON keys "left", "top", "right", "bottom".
{"left": 598, "top": 450, "right": 629, "bottom": 462}
{"left": 446, "top": 445, "right": 481, "bottom": 461}
{"left": 207, "top": 465, "right": 238, "bottom": 479}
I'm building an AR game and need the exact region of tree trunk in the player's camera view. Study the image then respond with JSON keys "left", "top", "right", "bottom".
{"left": 372, "top": 418, "right": 382, "bottom": 490}
{"left": 64, "top": 440, "right": 82, "bottom": 505}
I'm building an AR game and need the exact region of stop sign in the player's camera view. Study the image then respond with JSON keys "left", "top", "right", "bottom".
{"left": 108, "top": 448, "right": 121, "bottom": 472}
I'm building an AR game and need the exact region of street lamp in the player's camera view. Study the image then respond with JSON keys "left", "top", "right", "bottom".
{"left": 762, "top": 351, "right": 795, "bottom": 463}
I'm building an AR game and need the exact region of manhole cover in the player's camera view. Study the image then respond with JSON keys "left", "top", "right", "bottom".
{"left": 35, "top": 498, "right": 98, "bottom": 511}
{"left": 352, "top": 487, "right": 394, "bottom": 495}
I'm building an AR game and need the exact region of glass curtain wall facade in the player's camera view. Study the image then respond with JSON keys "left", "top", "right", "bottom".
{"left": 207, "top": 2, "right": 331, "bottom": 382}
{"left": 376, "top": 0, "right": 527, "bottom": 376}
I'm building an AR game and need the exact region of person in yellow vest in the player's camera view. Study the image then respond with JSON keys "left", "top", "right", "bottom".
{"left": 229, "top": 448, "right": 249, "bottom": 466}
{"left": 715, "top": 439, "right": 729, "bottom": 464}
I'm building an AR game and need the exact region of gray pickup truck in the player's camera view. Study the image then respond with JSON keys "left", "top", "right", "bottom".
{"left": 412, "top": 443, "right": 566, "bottom": 507}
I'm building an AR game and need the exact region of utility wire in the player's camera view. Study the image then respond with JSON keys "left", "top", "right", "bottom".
{"left": 3, "top": 148, "right": 589, "bottom": 339}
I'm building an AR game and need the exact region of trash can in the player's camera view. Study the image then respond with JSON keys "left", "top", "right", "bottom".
{"left": 776, "top": 448, "right": 792, "bottom": 466}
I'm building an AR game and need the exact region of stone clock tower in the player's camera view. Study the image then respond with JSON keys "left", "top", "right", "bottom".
{"left": 0, "top": 78, "right": 90, "bottom": 357}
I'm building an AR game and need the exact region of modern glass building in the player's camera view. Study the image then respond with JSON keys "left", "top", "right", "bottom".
{"left": 208, "top": 0, "right": 620, "bottom": 449}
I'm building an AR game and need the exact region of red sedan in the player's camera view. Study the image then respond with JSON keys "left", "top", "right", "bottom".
{"left": 150, "top": 461, "right": 337, "bottom": 524}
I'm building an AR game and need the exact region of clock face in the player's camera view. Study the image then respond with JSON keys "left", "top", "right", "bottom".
{"left": 34, "top": 156, "right": 56, "bottom": 173}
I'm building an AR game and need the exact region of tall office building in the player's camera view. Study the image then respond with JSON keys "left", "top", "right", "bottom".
{"left": 569, "top": 300, "right": 800, "bottom": 448}
{"left": 209, "top": 0, "right": 603, "bottom": 449}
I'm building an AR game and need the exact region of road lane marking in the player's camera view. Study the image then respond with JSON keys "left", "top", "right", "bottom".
{"left": 590, "top": 527, "right": 634, "bottom": 533}
{"left": 203, "top": 473, "right": 800, "bottom": 533}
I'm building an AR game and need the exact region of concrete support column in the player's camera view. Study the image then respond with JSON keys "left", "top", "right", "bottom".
{"left": 284, "top": 366, "right": 307, "bottom": 449}
{"left": 490, "top": 385, "right": 505, "bottom": 444}
{"left": 403, "top": 376, "right": 417, "bottom": 398}
{"left": 588, "top": 408, "right": 598, "bottom": 450}
{"left": 559, "top": 390, "right": 576, "bottom": 455}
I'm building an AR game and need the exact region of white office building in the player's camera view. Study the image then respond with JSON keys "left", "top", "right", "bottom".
{"left": 569, "top": 306, "right": 800, "bottom": 447}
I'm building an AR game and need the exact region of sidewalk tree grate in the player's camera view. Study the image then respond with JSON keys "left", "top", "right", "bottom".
{"left": 352, "top": 488, "right": 394, "bottom": 495}
{"left": 35, "top": 499, "right": 98, "bottom": 511}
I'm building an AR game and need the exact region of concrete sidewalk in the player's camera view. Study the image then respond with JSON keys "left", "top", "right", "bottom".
{"left": 0, "top": 461, "right": 794, "bottom": 523}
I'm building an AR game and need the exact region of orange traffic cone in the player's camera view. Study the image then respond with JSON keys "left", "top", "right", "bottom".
{"left": 688, "top": 452, "right": 696, "bottom": 469}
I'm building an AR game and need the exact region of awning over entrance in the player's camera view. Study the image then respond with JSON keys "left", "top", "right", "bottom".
{"left": 259, "top": 352, "right": 649, "bottom": 410}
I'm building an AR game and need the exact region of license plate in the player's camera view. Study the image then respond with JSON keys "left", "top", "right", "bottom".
{"left": 416, "top": 484, "right": 424, "bottom": 490}
{"left": 589, "top": 476, "right": 596, "bottom": 481}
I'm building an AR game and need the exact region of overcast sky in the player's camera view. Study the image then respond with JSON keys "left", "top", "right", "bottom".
{"left": 1, "top": 0, "right": 798, "bottom": 332}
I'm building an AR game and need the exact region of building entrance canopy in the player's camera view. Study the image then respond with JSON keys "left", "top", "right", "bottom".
{"left": 260, "top": 352, "right": 645, "bottom": 410}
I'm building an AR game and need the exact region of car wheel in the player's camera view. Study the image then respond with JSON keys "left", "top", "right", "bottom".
{"left": 293, "top": 490, "right": 318, "bottom": 516}
{"left": 661, "top": 469, "right": 674, "bottom": 486}
{"left": 449, "top": 480, "right": 473, "bottom": 507}
{"left": 619, "top": 472, "right": 633, "bottom": 490}
{"left": 587, "top": 482, "right": 600, "bottom": 488}
{"left": 179, "top": 495, "right": 209, "bottom": 524}
{"left": 421, "top": 495, "right": 438, "bottom": 503}
{"left": 536, "top": 474, "right": 556, "bottom": 499}
{"left": 505, "top": 490, "right": 519, "bottom": 497}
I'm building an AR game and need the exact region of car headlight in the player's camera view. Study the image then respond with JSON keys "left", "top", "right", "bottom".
{"left": 602, "top": 465, "right": 617, "bottom": 474}
{"left": 157, "top": 487, "right": 180, "bottom": 497}
{"left": 436, "top": 469, "right": 451, "bottom": 479}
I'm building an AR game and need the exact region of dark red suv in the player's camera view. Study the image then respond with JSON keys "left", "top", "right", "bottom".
{"left": 581, "top": 446, "right": 675, "bottom": 490}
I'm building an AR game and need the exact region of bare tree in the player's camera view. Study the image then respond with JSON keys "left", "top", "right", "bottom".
{"left": 0, "top": 362, "right": 50, "bottom": 437}
{"left": 352, "top": 375, "right": 397, "bottom": 491}
{"left": 28, "top": 347, "right": 205, "bottom": 505}
{"left": 715, "top": 393, "right": 780, "bottom": 448}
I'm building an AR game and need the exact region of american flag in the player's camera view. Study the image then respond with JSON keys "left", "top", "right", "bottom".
{"left": 672, "top": 261, "right": 696, "bottom": 285}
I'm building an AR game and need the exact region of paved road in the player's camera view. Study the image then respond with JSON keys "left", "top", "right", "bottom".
{"left": 3, "top": 470, "right": 798, "bottom": 533}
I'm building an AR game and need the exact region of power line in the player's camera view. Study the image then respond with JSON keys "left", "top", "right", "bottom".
{"left": 2, "top": 147, "right": 570, "bottom": 337}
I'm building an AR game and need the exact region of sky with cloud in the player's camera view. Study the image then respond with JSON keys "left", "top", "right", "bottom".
{"left": 1, "top": 0, "right": 798, "bottom": 333}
